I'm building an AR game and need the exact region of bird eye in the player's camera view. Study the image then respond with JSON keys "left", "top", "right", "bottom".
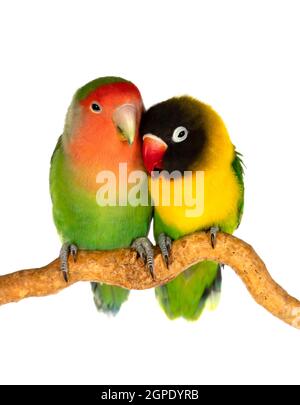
{"left": 90, "top": 102, "right": 102, "bottom": 113}
{"left": 172, "top": 126, "right": 188, "bottom": 143}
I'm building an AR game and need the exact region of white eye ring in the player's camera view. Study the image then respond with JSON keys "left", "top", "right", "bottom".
{"left": 172, "top": 126, "right": 188, "bottom": 143}
{"left": 90, "top": 102, "right": 102, "bottom": 113}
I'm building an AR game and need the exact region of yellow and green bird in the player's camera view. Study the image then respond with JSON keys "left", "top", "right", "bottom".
{"left": 50, "top": 77, "right": 153, "bottom": 314}
{"left": 141, "top": 96, "right": 244, "bottom": 320}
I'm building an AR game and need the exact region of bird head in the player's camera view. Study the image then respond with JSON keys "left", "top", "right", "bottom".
{"left": 62, "top": 77, "right": 145, "bottom": 175}
{"left": 141, "top": 96, "right": 208, "bottom": 174}
{"left": 66, "top": 77, "right": 143, "bottom": 145}
{"left": 141, "top": 96, "right": 233, "bottom": 174}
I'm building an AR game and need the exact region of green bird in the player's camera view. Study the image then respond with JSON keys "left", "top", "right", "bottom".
{"left": 140, "top": 96, "right": 244, "bottom": 320}
{"left": 50, "top": 77, "right": 153, "bottom": 314}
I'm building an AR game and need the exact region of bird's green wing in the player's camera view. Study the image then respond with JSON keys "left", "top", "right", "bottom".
{"left": 231, "top": 149, "right": 245, "bottom": 228}
{"left": 50, "top": 135, "right": 62, "bottom": 164}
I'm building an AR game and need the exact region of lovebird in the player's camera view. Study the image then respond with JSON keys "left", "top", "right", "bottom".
{"left": 50, "top": 77, "right": 153, "bottom": 314}
{"left": 140, "top": 96, "right": 244, "bottom": 320}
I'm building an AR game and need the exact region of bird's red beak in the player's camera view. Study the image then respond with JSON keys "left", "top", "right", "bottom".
{"left": 142, "top": 134, "right": 168, "bottom": 173}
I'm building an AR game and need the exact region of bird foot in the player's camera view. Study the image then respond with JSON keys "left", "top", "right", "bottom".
{"left": 59, "top": 242, "right": 78, "bottom": 282}
{"left": 158, "top": 233, "right": 172, "bottom": 268}
{"left": 131, "top": 237, "right": 155, "bottom": 279}
{"left": 209, "top": 226, "right": 219, "bottom": 249}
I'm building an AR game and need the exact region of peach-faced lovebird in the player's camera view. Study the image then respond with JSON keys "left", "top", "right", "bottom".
{"left": 141, "top": 96, "right": 244, "bottom": 320}
{"left": 50, "top": 77, "right": 153, "bottom": 314}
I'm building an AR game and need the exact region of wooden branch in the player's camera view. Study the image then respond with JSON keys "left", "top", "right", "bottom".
{"left": 0, "top": 232, "right": 299, "bottom": 329}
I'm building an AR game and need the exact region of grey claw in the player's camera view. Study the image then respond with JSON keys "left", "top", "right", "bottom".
{"left": 210, "top": 226, "right": 219, "bottom": 249}
{"left": 158, "top": 233, "right": 172, "bottom": 268}
{"left": 70, "top": 244, "right": 78, "bottom": 262}
{"left": 148, "top": 263, "right": 155, "bottom": 279}
{"left": 59, "top": 242, "right": 78, "bottom": 283}
{"left": 132, "top": 237, "right": 154, "bottom": 278}
{"left": 63, "top": 270, "right": 69, "bottom": 283}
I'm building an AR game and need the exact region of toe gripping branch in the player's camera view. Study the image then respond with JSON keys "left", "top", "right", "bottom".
{"left": 131, "top": 237, "right": 155, "bottom": 278}
{"left": 59, "top": 243, "right": 78, "bottom": 282}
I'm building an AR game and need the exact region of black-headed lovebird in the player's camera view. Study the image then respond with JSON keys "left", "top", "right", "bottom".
{"left": 140, "top": 96, "right": 244, "bottom": 320}
{"left": 50, "top": 77, "right": 153, "bottom": 314}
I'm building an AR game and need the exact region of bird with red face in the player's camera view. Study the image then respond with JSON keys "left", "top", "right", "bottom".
{"left": 50, "top": 77, "right": 153, "bottom": 314}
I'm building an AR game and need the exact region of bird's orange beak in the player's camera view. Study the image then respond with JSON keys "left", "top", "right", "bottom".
{"left": 142, "top": 134, "right": 168, "bottom": 173}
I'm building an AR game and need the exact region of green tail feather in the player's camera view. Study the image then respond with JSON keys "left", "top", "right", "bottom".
{"left": 91, "top": 283, "right": 129, "bottom": 315}
{"left": 155, "top": 261, "right": 221, "bottom": 321}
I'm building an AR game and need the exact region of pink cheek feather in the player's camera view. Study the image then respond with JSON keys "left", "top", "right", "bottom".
{"left": 66, "top": 113, "right": 144, "bottom": 192}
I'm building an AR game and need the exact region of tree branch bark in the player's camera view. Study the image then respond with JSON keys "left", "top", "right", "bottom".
{"left": 0, "top": 232, "right": 299, "bottom": 329}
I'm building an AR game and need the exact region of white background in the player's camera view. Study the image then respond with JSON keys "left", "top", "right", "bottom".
{"left": 0, "top": 0, "right": 299, "bottom": 385}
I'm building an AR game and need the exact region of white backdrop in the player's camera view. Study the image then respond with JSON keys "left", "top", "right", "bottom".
{"left": 0, "top": 0, "right": 299, "bottom": 385}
